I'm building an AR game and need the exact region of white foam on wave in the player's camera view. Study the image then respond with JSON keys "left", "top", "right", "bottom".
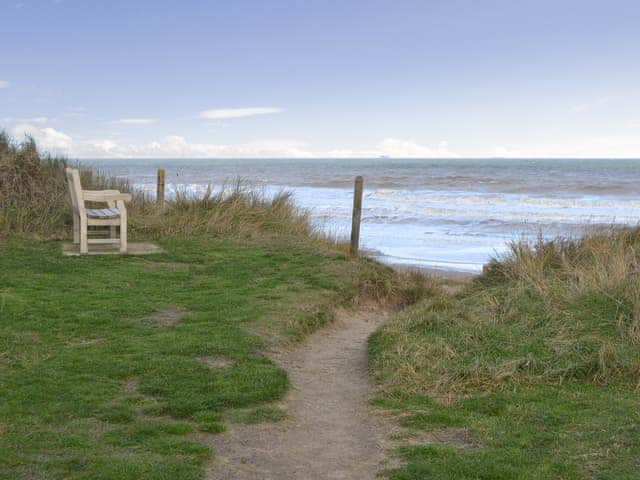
{"left": 366, "top": 189, "right": 640, "bottom": 225}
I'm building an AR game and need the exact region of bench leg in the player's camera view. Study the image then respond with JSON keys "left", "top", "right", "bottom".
{"left": 119, "top": 214, "right": 127, "bottom": 253}
{"left": 80, "top": 217, "right": 88, "bottom": 254}
{"left": 73, "top": 213, "right": 80, "bottom": 244}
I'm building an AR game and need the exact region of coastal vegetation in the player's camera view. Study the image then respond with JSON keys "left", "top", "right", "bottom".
{"left": 370, "top": 229, "right": 640, "bottom": 479}
{"left": 2, "top": 132, "right": 638, "bottom": 478}
{"left": 0, "top": 133, "right": 420, "bottom": 479}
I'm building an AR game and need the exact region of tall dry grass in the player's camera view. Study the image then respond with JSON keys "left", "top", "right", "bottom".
{"left": 133, "top": 181, "right": 315, "bottom": 239}
{"left": 483, "top": 228, "right": 640, "bottom": 319}
{"left": 1, "top": 133, "right": 69, "bottom": 236}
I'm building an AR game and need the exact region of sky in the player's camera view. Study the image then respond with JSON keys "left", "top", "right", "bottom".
{"left": 1, "top": 0, "right": 640, "bottom": 158}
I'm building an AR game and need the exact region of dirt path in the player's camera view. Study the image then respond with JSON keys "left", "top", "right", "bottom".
{"left": 204, "top": 307, "right": 394, "bottom": 480}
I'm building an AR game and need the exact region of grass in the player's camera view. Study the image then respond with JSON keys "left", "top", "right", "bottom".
{"left": 0, "top": 234, "right": 420, "bottom": 479}
{"left": 9, "top": 132, "right": 638, "bottom": 477}
{"left": 0, "top": 132, "right": 431, "bottom": 478}
{"left": 0, "top": 133, "right": 426, "bottom": 479}
{"left": 369, "top": 228, "right": 640, "bottom": 479}
{"left": 224, "top": 406, "right": 287, "bottom": 424}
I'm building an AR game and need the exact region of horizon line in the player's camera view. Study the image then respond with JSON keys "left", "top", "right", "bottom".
{"left": 74, "top": 156, "right": 640, "bottom": 161}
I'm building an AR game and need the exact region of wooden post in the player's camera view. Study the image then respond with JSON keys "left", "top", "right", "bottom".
{"left": 156, "top": 168, "right": 165, "bottom": 206}
{"left": 350, "top": 176, "right": 363, "bottom": 256}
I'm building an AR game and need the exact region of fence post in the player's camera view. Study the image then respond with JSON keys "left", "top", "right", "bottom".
{"left": 350, "top": 176, "right": 364, "bottom": 256}
{"left": 156, "top": 168, "right": 165, "bottom": 206}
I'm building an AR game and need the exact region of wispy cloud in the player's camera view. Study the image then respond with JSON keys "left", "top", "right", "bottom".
{"left": 571, "top": 96, "right": 610, "bottom": 113}
{"left": 199, "top": 107, "right": 282, "bottom": 120}
{"left": 0, "top": 80, "right": 10, "bottom": 88}
{"left": 11, "top": 123, "right": 73, "bottom": 153}
{"left": 326, "top": 138, "right": 457, "bottom": 158}
{"left": 115, "top": 117, "right": 158, "bottom": 125}
{"left": 8, "top": 124, "right": 311, "bottom": 158}
{"left": 80, "top": 135, "right": 310, "bottom": 158}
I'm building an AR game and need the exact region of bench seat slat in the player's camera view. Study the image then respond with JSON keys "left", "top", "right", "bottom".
{"left": 87, "top": 208, "right": 120, "bottom": 219}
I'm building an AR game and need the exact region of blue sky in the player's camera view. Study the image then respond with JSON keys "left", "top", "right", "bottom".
{"left": 1, "top": 0, "right": 640, "bottom": 158}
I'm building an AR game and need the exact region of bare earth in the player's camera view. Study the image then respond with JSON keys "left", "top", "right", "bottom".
{"left": 204, "top": 306, "right": 395, "bottom": 480}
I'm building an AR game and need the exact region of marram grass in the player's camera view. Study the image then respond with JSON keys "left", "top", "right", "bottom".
{"left": 369, "top": 227, "right": 640, "bottom": 479}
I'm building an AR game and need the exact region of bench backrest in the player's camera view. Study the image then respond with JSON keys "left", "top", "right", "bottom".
{"left": 65, "top": 168, "right": 85, "bottom": 214}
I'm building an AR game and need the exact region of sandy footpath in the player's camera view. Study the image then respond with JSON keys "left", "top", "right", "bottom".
{"left": 204, "top": 306, "right": 395, "bottom": 480}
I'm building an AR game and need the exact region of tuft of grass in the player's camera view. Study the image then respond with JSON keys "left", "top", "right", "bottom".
{"left": 370, "top": 227, "right": 640, "bottom": 478}
{"left": 225, "top": 406, "right": 287, "bottom": 424}
{"left": 197, "top": 422, "right": 226, "bottom": 434}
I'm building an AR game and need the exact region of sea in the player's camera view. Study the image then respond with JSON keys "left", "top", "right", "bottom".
{"left": 86, "top": 158, "right": 640, "bottom": 273}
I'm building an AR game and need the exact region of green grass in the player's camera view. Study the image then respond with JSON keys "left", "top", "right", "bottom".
{"left": 224, "top": 406, "right": 287, "bottom": 424}
{"left": 373, "top": 385, "right": 640, "bottom": 479}
{"left": 369, "top": 229, "right": 640, "bottom": 479}
{"left": 0, "top": 236, "right": 395, "bottom": 479}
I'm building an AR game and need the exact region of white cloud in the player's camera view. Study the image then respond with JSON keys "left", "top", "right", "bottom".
{"left": 63, "top": 134, "right": 311, "bottom": 158}
{"left": 571, "top": 96, "right": 610, "bottom": 113}
{"left": 327, "top": 139, "right": 457, "bottom": 158}
{"left": 11, "top": 123, "right": 73, "bottom": 153}
{"left": 376, "top": 138, "right": 457, "bottom": 158}
{"left": 115, "top": 117, "right": 157, "bottom": 125}
{"left": 6, "top": 124, "right": 638, "bottom": 158}
{"left": 86, "top": 139, "right": 119, "bottom": 154}
{"left": 7, "top": 121, "right": 313, "bottom": 158}
{"left": 0, "top": 80, "right": 10, "bottom": 88}
{"left": 199, "top": 107, "right": 283, "bottom": 120}
{"left": 325, "top": 148, "right": 377, "bottom": 158}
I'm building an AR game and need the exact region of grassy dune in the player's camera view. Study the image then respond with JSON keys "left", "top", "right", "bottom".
{"left": 370, "top": 230, "right": 640, "bottom": 479}
{"left": 0, "top": 134, "right": 423, "bottom": 479}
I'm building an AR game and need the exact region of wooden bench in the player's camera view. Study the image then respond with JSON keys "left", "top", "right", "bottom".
{"left": 65, "top": 168, "right": 132, "bottom": 254}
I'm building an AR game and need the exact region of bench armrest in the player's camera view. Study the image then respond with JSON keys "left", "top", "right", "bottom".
{"left": 83, "top": 190, "right": 132, "bottom": 202}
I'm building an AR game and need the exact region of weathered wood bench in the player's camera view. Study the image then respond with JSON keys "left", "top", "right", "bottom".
{"left": 65, "top": 168, "right": 132, "bottom": 254}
